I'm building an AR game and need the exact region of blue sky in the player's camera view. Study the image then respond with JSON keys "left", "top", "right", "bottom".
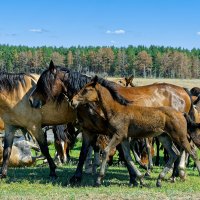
{"left": 0, "top": 0, "right": 200, "bottom": 49}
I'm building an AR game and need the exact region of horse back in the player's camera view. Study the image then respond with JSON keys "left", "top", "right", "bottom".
{"left": 117, "top": 83, "right": 191, "bottom": 113}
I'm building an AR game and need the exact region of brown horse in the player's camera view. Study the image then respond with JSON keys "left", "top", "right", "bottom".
{"left": 0, "top": 71, "right": 77, "bottom": 179}
{"left": 29, "top": 61, "right": 198, "bottom": 187}
{"left": 71, "top": 76, "right": 200, "bottom": 187}
{"left": 114, "top": 75, "right": 135, "bottom": 87}
{"left": 116, "top": 76, "right": 154, "bottom": 173}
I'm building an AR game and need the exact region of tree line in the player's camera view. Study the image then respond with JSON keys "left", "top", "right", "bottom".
{"left": 0, "top": 44, "right": 200, "bottom": 78}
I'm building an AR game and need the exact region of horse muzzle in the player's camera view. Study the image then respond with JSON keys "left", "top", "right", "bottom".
{"left": 70, "top": 99, "right": 79, "bottom": 109}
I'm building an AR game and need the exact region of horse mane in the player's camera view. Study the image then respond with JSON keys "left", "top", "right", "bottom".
{"left": 0, "top": 71, "right": 31, "bottom": 92}
{"left": 37, "top": 66, "right": 92, "bottom": 104}
{"left": 66, "top": 71, "right": 92, "bottom": 97}
{"left": 94, "top": 76, "right": 132, "bottom": 106}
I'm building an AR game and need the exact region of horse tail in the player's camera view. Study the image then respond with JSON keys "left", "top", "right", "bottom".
{"left": 52, "top": 125, "right": 68, "bottom": 143}
{"left": 66, "top": 123, "right": 78, "bottom": 150}
{"left": 184, "top": 88, "right": 195, "bottom": 120}
{"left": 184, "top": 113, "right": 200, "bottom": 148}
{"left": 190, "top": 87, "right": 200, "bottom": 104}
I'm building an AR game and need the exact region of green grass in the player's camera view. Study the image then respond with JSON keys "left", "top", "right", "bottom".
{"left": 0, "top": 165, "right": 199, "bottom": 200}
{"left": 1, "top": 142, "right": 200, "bottom": 200}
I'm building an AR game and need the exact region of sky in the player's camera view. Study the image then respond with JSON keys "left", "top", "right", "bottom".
{"left": 0, "top": 0, "right": 200, "bottom": 50}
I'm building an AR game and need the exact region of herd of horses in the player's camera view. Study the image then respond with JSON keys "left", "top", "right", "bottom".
{"left": 0, "top": 60, "right": 200, "bottom": 188}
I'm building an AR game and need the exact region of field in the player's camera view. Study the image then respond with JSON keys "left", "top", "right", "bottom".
{"left": 1, "top": 78, "right": 200, "bottom": 200}
{"left": 110, "top": 77, "right": 200, "bottom": 89}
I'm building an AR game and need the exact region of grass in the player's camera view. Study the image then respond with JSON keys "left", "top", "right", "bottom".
{"left": 0, "top": 142, "right": 200, "bottom": 200}
{"left": 0, "top": 163, "right": 199, "bottom": 200}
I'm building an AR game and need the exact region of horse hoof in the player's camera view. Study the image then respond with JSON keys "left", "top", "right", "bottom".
{"left": 144, "top": 171, "right": 151, "bottom": 177}
{"left": 129, "top": 180, "right": 139, "bottom": 187}
{"left": 169, "top": 177, "right": 176, "bottom": 183}
{"left": 94, "top": 181, "right": 101, "bottom": 187}
{"left": 179, "top": 170, "right": 186, "bottom": 181}
{"left": 49, "top": 175, "right": 58, "bottom": 182}
{"left": 156, "top": 180, "right": 162, "bottom": 187}
{"left": 139, "top": 179, "right": 146, "bottom": 188}
{"left": 69, "top": 175, "right": 82, "bottom": 186}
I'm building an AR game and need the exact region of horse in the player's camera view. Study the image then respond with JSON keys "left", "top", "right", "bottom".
{"left": 71, "top": 76, "right": 200, "bottom": 187}
{"left": 29, "top": 61, "right": 198, "bottom": 186}
{"left": 52, "top": 123, "right": 78, "bottom": 164}
{"left": 0, "top": 71, "right": 77, "bottom": 179}
{"left": 116, "top": 75, "right": 154, "bottom": 172}
{"left": 114, "top": 75, "right": 135, "bottom": 87}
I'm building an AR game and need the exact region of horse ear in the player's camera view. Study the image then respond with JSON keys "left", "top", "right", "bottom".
{"left": 49, "top": 60, "right": 56, "bottom": 74}
{"left": 91, "top": 75, "right": 98, "bottom": 87}
{"left": 129, "top": 75, "right": 134, "bottom": 82}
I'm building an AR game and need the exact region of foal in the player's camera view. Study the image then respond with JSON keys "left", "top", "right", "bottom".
{"left": 71, "top": 76, "right": 200, "bottom": 187}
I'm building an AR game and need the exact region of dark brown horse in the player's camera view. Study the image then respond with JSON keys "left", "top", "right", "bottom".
{"left": 29, "top": 61, "right": 198, "bottom": 187}
{"left": 190, "top": 87, "right": 200, "bottom": 105}
{"left": 71, "top": 76, "right": 200, "bottom": 187}
{"left": 115, "top": 75, "right": 135, "bottom": 87}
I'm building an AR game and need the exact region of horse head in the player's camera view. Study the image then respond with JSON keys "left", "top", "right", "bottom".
{"left": 29, "top": 60, "right": 68, "bottom": 108}
{"left": 70, "top": 76, "right": 98, "bottom": 108}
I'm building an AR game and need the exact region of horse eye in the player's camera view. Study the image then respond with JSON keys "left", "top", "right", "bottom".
{"left": 82, "top": 88, "right": 90, "bottom": 94}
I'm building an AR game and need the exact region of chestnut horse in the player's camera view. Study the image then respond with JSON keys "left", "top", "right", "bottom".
{"left": 29, "top": 61, "right": 197, "bottom": 186}
{"left": 0, "top": 71, "right": 77, "bottom": 179}
{"left": 71, "top": 76, "right": 200, "bottom": 187}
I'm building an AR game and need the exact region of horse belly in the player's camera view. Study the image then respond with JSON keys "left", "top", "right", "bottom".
{"left": 128, "top": 124, "right": 163, "bottom": 138}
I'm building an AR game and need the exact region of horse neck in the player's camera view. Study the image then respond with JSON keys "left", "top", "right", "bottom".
{"left": 0, "top": 76, "right": 36, "bottom": 110}
{"left": 96, "top": 84, "right": 118, "bottom": 120}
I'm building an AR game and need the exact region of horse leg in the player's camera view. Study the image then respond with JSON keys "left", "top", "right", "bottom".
{"left": 116, "top": 143, "right": 138, "bottom": 187}
{"left": 92, "top": 145, "right": 101, "bottom": 174}
{"left": 156, "top": 134, "right": 179, "bottom": 187}
{"left": 0, "top": 125, "right": 16, "bottom": 178}
{"left": 144, "top": 138, "right": 153, "bottom": 176}
{"left": 178, "top": 139, "right": 200, "bottom": 175}
{"left": 155, "top": 137, "right": 160, "bottom": 166}
{"left": 31, "top": 127, "right": 57, "bottom": 179}
{"left": 69, "top": 131, "right": 95, "bottom": 186}
{"left": 164, "top": 148, "right": 169, "bottom": 164}
{"left": 85, "top": 146, "right": 93, "bottom": 174}
{"left": 54, "top": 140, "right": 64, "bottom": 164}
{"left": 66, "top": 145, "right": 71, "bottom": 162}
{"left": 177, "top": 149, "right": 187, "bottom": 180}
{"left": 120, "top": 139, "right": 144, "bottom": 186}
{"left": 130, "top": 139, "right": 147, "bottom": 170}
{"left": 62, "top": 141, "right": 67, "bottom": 163}
{"left": 170, "top": 154, "right": 180, "bottom": 183}
{"left": 95, "top": 132, "right": 124, "bottom": 187}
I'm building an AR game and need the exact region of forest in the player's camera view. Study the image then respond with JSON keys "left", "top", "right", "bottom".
{"left": 1, "top": 44, "right": 200, "bottom": 78}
